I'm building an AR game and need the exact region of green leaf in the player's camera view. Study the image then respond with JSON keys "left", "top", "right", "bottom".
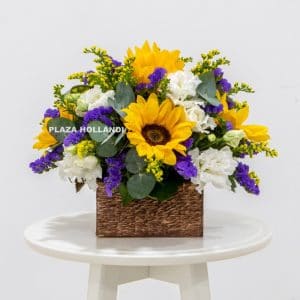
{"left": 125, "top": 148, "right": 146, "bottom": 174}
{"left": 96, "top": 137, "right": 118, "bottom": 157}
{"left": 127, "top": 173, "right": 156, "bottom": 199}
{"left": 119, "top": 182, "right": 133, "bottom": 205}
{"left": 197, "top": 71, "right": 220, "bottom": 106}
{"left": 150, "top": 174, "right": 184, "bottom": 201}
{"left": 108, "top": 82, "right": 135, "bottom": 116}
{"left": 70, "top": 85, "right": 91, "bottom": 94}
{"left": 47, "top": 117, "right": 76, "bottom": 142}
{"left": 87, "top": 121, "right": 110, "bottom": 143}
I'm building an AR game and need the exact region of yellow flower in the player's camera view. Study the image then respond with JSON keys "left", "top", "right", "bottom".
{"left": 58, "top": 107, "right": 74, "bottom": 120}
{"left": 217, "top": 91, "right": 270, "bottom": 142}
{"left": 127, "top": 41, "right": 184, "bottom": 83}
{"left": 123, "top": 93, "right": 194, "bottom": 165}
{"left": 33, "top": 107, "right": 74, "bottom": 150}
{"left": 33, "top": 118, "right": 58, "bottom": 150}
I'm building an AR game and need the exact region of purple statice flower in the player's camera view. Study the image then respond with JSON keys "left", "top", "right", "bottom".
{"left": 103, "top": 153, "right": 126, "bottom": 197}
{"left": 63, "top": 130, "right": 85, "bottom": 147}
{"left": 29, "top": 145, "right": 64, "bottom": 174}
{"left": 82, "top": 106, "right": 114, "bottom": 127}
{"left": 83, "top": 70, "right": 95, "bottom": 85}
{"left": 213, "top": 68, "right": 224, "bottom": 78}
{"left": 226, "top": 121, "right": 233, "bottom": 131}
{"left": 234, "top": 162, "right": 260, "bottom": 195}
{"left": 175, "top": 154, "right": 197, "bottom": 180}
{"left": 136, "top": 67, "right": 167, "bottom": 91}
{"left": 135, "top": 83, "right": 148, "bottom": 92}
{"left": 148, "top": 68, "right": 167, "bottom": 86}
{"left": 44, "top": 108, "right": 59, "bottom": 118}
{"left": 227, "top": 97, "right": 235, "bottom": 109}
{"left": 204, "top": 103, "right": 223, "bottom": 114}
{"left": 218, "top": 78, "right": 232, "bottom": 93}
{"left": 183, "top": 137, "right": 194, "bottom": 149}
{"left": 111, "top": 57, "right": 122, "bottom": 67}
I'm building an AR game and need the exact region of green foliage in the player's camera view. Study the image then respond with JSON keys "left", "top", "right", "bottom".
{"left": 196, "top": 71, "right": 220, "bottom": 106}
{"left": 150, "top": 174, "right": 183, "bottom": 201}
{"left": 119, "top": 182, "right": 133, "bottom": 205}
{"left": 192, "top": 49, "right": 230, "bottom": 76}
{"left": 70, "top": 85, "right": 91, "bottom": 94}
{"left": 229, "top": 82, "right": 255, "bottom": 95}
{"left": 96, "top": 137, "right": 118, "bottom": 157}
{"left": 87, "top": 121, "right": 110, "bottom": 143}
{"left": 125, "top": 148, "right": 146, "bottom": 174}
{"left": 229, "top": 175, "right": 237, "bottom": 192}
{"left": 157, "top": 77, "right": 170, "bottom": 102}
{"left": 127, "top": 173, "right": 156, "bottom": 199}
{"left": 47, "top": 118, "right": 75, "bottom": 142}
{"left": 108, "top": 82, "right": 135, "bottom": 116}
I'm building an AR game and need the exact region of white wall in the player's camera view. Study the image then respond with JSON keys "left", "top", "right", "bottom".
{"left": 0, "top": 0, "right": 298, "bottom": 299}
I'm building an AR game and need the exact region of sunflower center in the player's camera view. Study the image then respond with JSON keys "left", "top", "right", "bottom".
{"left": 142, "top": 124, "right": 171, "bottom": 146}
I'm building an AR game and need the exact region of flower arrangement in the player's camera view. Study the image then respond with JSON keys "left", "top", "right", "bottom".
{"left": 30, "top": 41, "right": 277, "bottom": 202}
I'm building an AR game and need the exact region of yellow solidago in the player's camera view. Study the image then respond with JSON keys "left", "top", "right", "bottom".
{"left": 249, "top": 172, "right": 260, "bottom": 185}
{"left": 76, "top": 140, "right": 95, "bottom": 158}
{"left": 127, "top": 41, "right": 184, "bottom": 83}
{"left": 123, "top": 93, "right": 194, "bottom": 165}
{"left": 217, "top": 91, "right": 270, "bottom": 142}
{"left": 146, "top": 158, "right": 163, "bottom": 182}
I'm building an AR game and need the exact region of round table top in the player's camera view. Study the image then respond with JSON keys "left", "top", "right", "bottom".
{"left": 24, "top": 210, "right": 271, "bottom": 266}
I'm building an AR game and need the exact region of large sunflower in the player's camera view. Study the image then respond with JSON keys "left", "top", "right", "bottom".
{"left": 123, "top": 93, "right": 194, "bottom": 165}
{"left": 127, "top": 41, "right": 184, "bottom": 84}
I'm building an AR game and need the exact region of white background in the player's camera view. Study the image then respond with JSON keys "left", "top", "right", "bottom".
{"left": 0, "top": 0, "right": 299, "bottom": 299}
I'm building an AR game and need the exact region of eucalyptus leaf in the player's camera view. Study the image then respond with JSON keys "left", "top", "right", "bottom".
{"left": 197, "top": 71, "right": 220, "bottom": 106}
{"left": 125, "top": 148, "right": 146, "bottom": 174}
{"left": 70, "top": 85, "right": 91, "bottom": 94}
{"left": 119, "top": 182, "right": 133, "bottom": 205}
{"left": 114, "top": 130, "right": 126, "bottom": 145}
{"left": 96, "top": 137, "right": 118, "bottom": 157}
{"left": 47, "top": 117, "right": 76, "bottom": 142}
{"left": 87, "top": 121, "right": 109, "bottom": 142}
{"left": 127, "top": 173, "right": 156, "bottom": 199}
{"left": 108, "top": 82, "right": 135, "bottom": 116}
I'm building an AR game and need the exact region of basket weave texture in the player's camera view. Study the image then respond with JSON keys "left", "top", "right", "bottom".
{"left": 96, "top": 182, "right": 203, "bottom": 237}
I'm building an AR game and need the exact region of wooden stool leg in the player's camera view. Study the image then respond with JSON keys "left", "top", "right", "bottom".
{"left": 149, "top": 264, "right": 211, "bottom": 300}
{"left": 87, "top": 264, "right": 149, "bottom": 300}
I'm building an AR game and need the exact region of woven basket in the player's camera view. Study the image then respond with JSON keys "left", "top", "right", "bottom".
{"left": 96, "top": 182, "right": 203, "bottom": 237}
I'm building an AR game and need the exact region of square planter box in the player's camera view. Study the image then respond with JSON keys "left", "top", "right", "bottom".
{"left": 96, "top": 183, "right": 203, "bottom": 237}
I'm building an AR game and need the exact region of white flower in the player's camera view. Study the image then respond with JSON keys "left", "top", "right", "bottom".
{"left": 56, "top": 153, "right": 102, "bottom": 191}
{"left": 223, "top": 130, "right": 245, "bottom": 147}
{"left": 189, "top": 146, "right": 238, "bottom": 193}
{"left": 184, "top": 102, "right": 216, "bottom": 133}
{"left": 76, "top": 85, "right": 114, "bottom": 116}
{"left": 167, "top": 70, "right": 201, "bottom": 102}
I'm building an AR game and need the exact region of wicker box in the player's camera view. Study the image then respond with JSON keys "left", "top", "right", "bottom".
{"left": 96, "top": 182, "right": 203, "bottom": 237}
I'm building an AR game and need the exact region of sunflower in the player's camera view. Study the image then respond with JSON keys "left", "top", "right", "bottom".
{"left": 127, "top": 41, "right": 184, "bottom": 84}
{"left": 123, "top": 93, "right": 194, "bottom": 165}
{"left": 217, "top": 91, "right": 269, "bottom": 142}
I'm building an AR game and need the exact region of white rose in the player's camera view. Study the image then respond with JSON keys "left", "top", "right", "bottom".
{"left": 56, "top": 153, "right": 102, "bottom": 191}
{"left": 185, "top": 103, "right": 216, "bottom": 133}
{"left": 223, "top": 130, "right": 245, "bottom": 147}
{"left": 167, "top": 70, "right": 201, "bottom": 102}
{"left": 189, "top": 146, "right": 238, "bottom": 193}
{"left": 76, "top": 85, "right": 114, "bottom": 116}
